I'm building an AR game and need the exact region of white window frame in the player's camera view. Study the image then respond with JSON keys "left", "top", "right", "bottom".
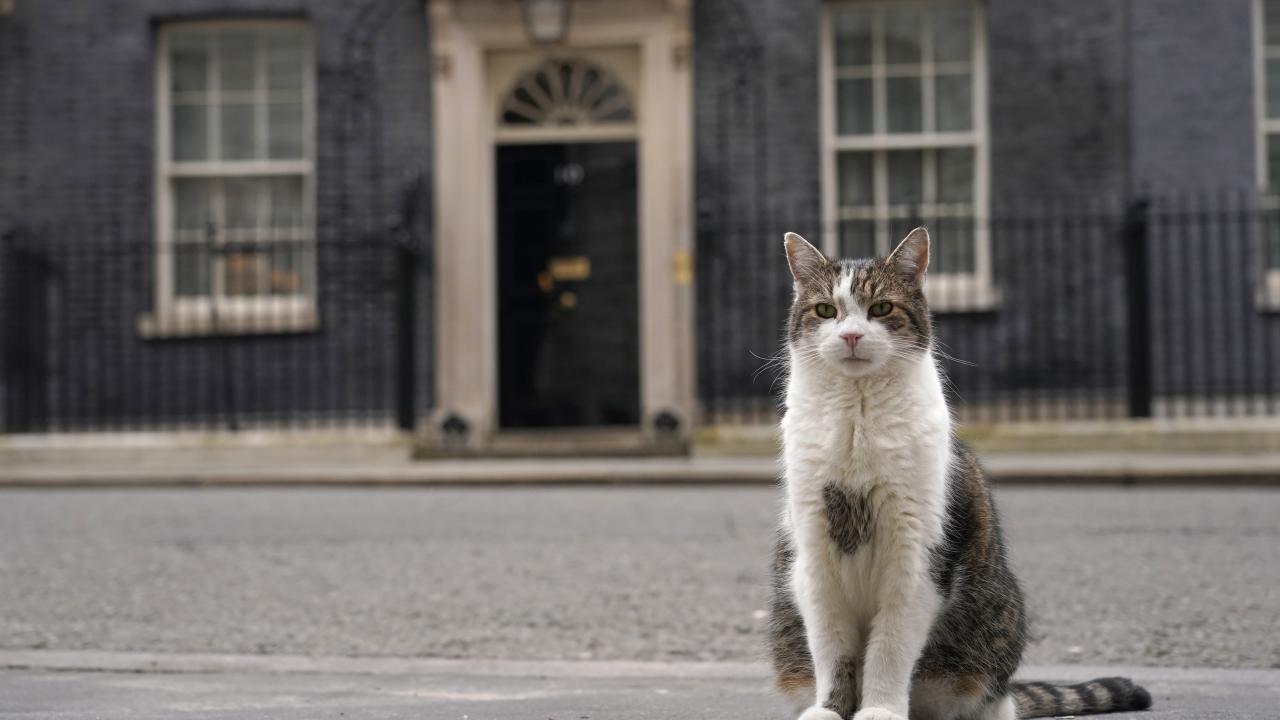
{"left": 819, "top": 0, "right": 995, "bottom": 311}
{"left": 142, "top": 19, "right": 318, "bottom": 337}
{"left": 1255, "top": 0, "right": 1280, "bottom": 309}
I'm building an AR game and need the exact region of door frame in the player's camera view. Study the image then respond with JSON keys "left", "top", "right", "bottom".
{"left": 427, "top": 0, "right": 695, "bottom": 447}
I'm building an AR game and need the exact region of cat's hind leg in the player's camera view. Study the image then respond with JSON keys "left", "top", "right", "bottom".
{"left": 769, "top": 532, "right": 818, "bottom": 714}
{"left": 908, "top": 675, "right": 989, "bottom": 720}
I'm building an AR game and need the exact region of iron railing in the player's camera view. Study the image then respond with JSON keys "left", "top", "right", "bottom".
{"left": 1, "top": 230, "right": 425, "bottom": 433}
{"left": 699, "top": 195, "right": 1280, "bottom": 425}
{"left": 4, "top": 196, "right": 1280, "bottom": 433}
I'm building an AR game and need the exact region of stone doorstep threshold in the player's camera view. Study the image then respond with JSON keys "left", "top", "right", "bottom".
{"left": 2, "top": 649, "right": 1278, "bottom": 688}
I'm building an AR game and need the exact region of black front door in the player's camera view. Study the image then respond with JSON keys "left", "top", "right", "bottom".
{"left": 496, "top": 142, "right": 640, "bottom": 428}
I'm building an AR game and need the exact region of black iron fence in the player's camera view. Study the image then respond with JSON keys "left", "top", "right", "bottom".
{"left": 4, "top": 196, "right": 1280, "bottom": 433}
{"left": 700, "top": 195, "right": 1280, "bottom": 425}
{"left": 1, "top": 227, "right": 427, "bottom": 433}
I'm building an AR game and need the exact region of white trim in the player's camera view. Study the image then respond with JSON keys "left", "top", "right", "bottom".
{"left": 1255, "top": 0, "right": 1280, "bottom": 305}
{"left": 829, "top": 128, "right": 977, "bottom": 149}
{"left": 429, "top": 0, "right": 696, "bottom": 445}
{"left": 167, "top": 160, "right": 314, "bottom": 176}
{"left": 819, "top": 3, "right": 839, "bottom": 254}
{"left": 492, "top": 125, "right": 638, "bottom": 144}
{"left": 137, "top": 298, "right": 318, "bottom": 338}
{"left": 150, "top": 20, "right": 317, "bottom": 337}
{"left": 820, "top": 0, "right": 995, "bottom": 312}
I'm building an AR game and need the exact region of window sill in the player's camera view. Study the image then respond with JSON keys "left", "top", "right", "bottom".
{"left": 138, "top": 305, "right": 318, "bottom": 338}
{"left": 925, "top": 274, "right": 1000, "bottom": 313}
{"left": 1258, "top": 271, "right": 1280, "bottom": 313}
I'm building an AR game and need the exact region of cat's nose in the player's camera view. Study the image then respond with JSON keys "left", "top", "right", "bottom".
{"left": 840, "top": 331, "right": 863, "bottom": 350}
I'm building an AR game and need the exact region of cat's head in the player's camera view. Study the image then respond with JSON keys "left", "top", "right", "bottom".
{"left": 783, "top": 228, "right": 932, "bottom": 378}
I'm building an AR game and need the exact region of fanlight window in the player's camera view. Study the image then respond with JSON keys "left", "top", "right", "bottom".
{"left": 500, "top": 57, "right": 634, "bottom": 127}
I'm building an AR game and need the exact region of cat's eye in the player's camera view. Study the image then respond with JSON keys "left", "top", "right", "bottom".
{"left": 814, "top": 303, "right": 837, "bottom": 319}
{"left": 869, "top": 301, "right": 893, "bottom": 318}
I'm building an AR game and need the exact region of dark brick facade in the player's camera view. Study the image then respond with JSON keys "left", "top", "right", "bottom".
{"left": 0, "top": 0, "right": 1273, "bottom": 429}
{"left": 693, "top": 0, "right": 1275, "bottom": 418}
{"left": 0, "top": 0, "right": 433, "bottom": 430}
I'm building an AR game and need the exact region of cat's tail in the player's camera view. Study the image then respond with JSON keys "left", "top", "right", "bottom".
{"left": 1010, "top": 677, "right": 1152, "bottom": 718}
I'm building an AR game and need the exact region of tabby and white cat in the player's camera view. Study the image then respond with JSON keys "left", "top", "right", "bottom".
{"left": 768, "top": 229, "right": 1152, "bottom": 720}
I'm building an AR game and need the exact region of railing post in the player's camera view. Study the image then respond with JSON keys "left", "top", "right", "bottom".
{"left": 395, "top": 240, "right": 417, "bottom": 431}
{"left": 1, "top": 231, "right": 51, "bottom": 433}
{"left": 1123, "top": 198, "right": 1153, "bottom": 418}
{"left": 0, "top": 229, "right": 10, "bottom": 434}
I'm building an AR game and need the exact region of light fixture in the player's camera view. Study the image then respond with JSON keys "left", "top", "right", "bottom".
{"left": 522, "top": 0, "right": 571, "bottom": 45}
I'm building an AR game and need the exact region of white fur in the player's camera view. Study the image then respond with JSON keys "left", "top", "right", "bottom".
{"left": 782, "top": 275, "right": 952, "bottom": 720}
{"left": 983, "top": 696, "right": 1017, "bottom": 720}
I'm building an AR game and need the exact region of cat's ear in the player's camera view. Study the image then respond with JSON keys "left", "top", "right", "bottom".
{"left": 784, "top": 232, "right": 828, "bottom": 286}
{"left": 887, "top": 227, "right": 930, "bottom": 284}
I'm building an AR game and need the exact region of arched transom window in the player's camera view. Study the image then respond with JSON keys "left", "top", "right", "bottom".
{"left": 499, "top": 57, "right": 634, "bottom": 127}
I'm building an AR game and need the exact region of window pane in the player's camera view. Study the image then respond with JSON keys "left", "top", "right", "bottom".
{"left": 220, "top": 102, "right": 256, "bottom": 160}
{"left": 935, "top": 73, "right": 972, "bottom": 131}
{"left": 1268, "top": 59, "right": 1280, "bottom": 119}
{"left": 224, "top": 250, "right": 269, "bottom": 296}
{"left": 268, "top": 242, "right": 306, "bottom": 295}
{"left": 174, "top": 243, "right": 210, "bottom": 297}
{"left": 218, "top": 32, "right": 256, "bottom": 93}
{"left": 840, "top": 220, "right": 877, "bottom": 259}
{"left": 269, "top": 176, "right": 304, "bottom": 228}
{"left": 1268, "top": 134, "right": 1280, "bottom": 193}
{"left": 932, "top": 5, "right": 972, "bottom": 63}
{"left": 268, "top": 102, "right": 304, "bottom": 159}
{"left": 174, "top": 178, "right": 213, "bottom": 231}
{"left": 836, "top": 78, "right": 873, "bottom": 135}
{"left": 1268, "top": 0, "right": 1280, "bottom": 47}
{"left": 887, "top": 216, "right": 927, "bottom": 249}
{"left": 833, "top": 6, "right": 872, "bottom": 66}
{"left": 932, "top": 215, "right": 975, "bottom": 273}
{"left": 886, "top": 76, "right": 922, "bottom": 132}
{"left": 224, "top": 178, "right": 263, "bottom": 230}
{"left": 170, "top": 31, "right": 209, "bottom": 94}
{"left": 837, "top": 152, "right": 874, "bottom": 207}
{"left": 1269, "top": 213, "right": 1280, "bottom": 270}
{"left": 172, "top": 104, "right": 208, "bottom": 161}
{"left": 265, "top": 31, "right": 304, "bottom": 91}
{"left": 936, "top": 147, "right": 974, "bottom": 204}
{"left": 883, "top": 6, "right": 923, "bottom": 64}
{"left": 887, "top": 150, "right": 923, "bottom": 206}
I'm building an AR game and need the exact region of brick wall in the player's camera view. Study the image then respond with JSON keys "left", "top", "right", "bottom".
{"left": 0, "top": 0, "right": 434, "bottom": 430}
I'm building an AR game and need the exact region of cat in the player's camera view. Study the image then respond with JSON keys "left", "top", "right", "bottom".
{"left": 767, "top": 228, "right": 1152, "bottom": 720}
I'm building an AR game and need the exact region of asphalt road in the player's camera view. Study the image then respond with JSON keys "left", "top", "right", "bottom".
{"left": 0, "top": 485, "right": 1276, "bottom": 669}
{"left": 3, "top": 657, "right": 1278, "bottom": 720}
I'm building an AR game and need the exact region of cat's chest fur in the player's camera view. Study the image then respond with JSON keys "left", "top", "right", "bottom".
{"left": 783, "top": 354, "right": 950, "bottom": 489}
{"left": 782, "top": 354, "right": 952, "bottom": 573}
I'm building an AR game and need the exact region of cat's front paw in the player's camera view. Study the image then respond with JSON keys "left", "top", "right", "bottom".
{"left": 797, "top": 706, "right": 842, "bottom": 720}
{"left": 851, "top": 708, "right": 905, "bottom": 720}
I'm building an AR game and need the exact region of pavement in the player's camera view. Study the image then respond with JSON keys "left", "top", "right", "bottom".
{"left": 5, "top": 452, "right": 1280, "bottom": 485}
{"left": 3, "top": 652, "right": 1278, "bottom": 719}
{"left": 6, "top": 423, "right": 1280, "bottom": 485}
{"left": 1, "top": 485, "right": 1277, "bottom": 718}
